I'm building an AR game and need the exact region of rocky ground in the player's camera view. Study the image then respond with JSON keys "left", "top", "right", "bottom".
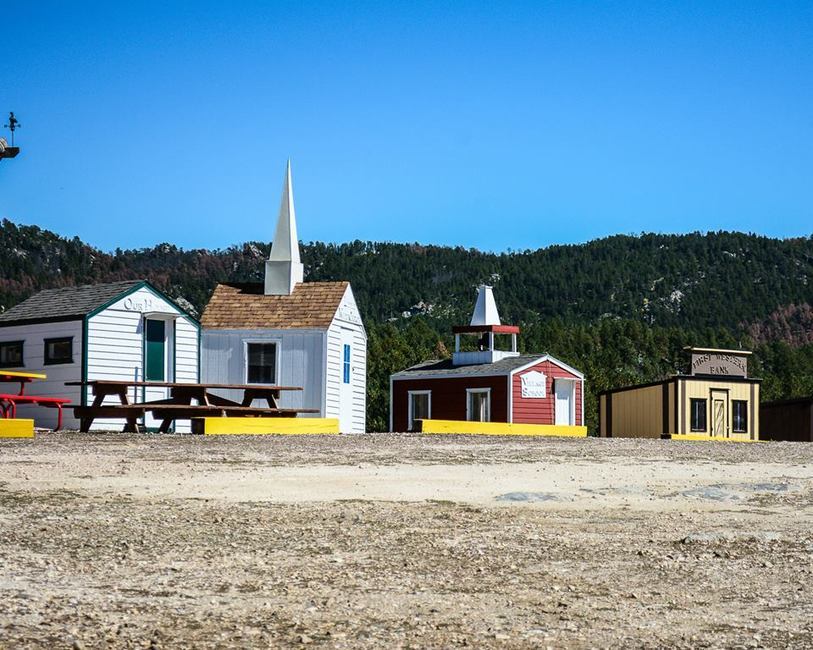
{"left": 1, "top": 433, "right": 812, "bottom": 648}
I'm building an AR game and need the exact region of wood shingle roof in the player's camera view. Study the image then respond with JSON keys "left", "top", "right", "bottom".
{"left": 201, "top": 281, "right": 349, "bottom": 330}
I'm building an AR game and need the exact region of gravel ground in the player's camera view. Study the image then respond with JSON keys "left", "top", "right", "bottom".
{"left": 1, "top": 433, "right": 812, "bottom": 648}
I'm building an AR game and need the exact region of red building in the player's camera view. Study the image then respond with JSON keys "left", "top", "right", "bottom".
{"left": 389, "top": 286, "right": 584, "bottom": 431}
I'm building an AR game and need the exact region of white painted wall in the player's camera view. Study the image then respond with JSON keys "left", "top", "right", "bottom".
{"left": 200, "top": 284, "right": 367, "bottom": 433}
{"left": 86, "top": 286, "right": 199, "bottom": 432}
{"left": 201, "top": 328, "right": 325, "bottom": 413}
{"left": 175, "top": 317, "right": 199, "bottom": 384}
{"left": 326, "top": 286, "right": 367, "bottom": 433}
{"left": 0, "top": 320, "right": 83, "bottom": 429}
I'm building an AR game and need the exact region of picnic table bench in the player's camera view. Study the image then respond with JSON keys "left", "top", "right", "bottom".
{"left": 0, "top": 371, "right": 71, "bottom": 430}
{"left": 65, "top": 380, "right": 316, "bottom": 433}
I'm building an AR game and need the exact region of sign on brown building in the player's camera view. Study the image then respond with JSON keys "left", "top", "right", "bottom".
{"left": 689, "top": 350, "right": 748, "bottom": 377}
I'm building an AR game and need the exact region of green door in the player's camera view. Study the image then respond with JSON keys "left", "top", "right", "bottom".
{"left": 145, "top": 319, "right": 165, "bottom": 381}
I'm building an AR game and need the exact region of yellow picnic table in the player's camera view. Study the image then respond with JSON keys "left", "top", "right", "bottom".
{"left": 0, "top": 370, "right": 48, "bottom": 390}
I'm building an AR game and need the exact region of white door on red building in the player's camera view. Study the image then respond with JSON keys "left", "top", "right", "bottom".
{"left": 554, "top": 380, "right": 575, "bottom": 425}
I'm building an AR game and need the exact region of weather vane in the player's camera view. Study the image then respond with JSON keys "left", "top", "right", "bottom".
{"left": 4, "top": 112, "right": 21, "bottom": 146}
{"left": 0, "top": 111, "right": 21, "bottom": 161}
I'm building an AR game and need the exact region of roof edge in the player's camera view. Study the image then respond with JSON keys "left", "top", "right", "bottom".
{"left": 0, "top": 315, "right": 85, "bottom": 328}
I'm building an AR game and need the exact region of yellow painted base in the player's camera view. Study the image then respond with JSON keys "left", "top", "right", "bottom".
{"left": 661, "top": 433, "right": 760, "bottom": 443}
{"left": 192, "top": 417, "right": 341, "bottom": 436}
{"left": 0, "top": 419, "right": 35, "bottom": 438}
{"left": 418, "top": 419, "right": 587, "bottom": 437}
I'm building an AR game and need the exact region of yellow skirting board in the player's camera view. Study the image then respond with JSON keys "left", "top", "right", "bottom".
{"left": 0, "top": 419, "right": 35, "bottom": 438}
{"left": 661, "top": 433, "right": 760, "bottom": 443}
{"left": 192, "top": 418, "right": 340, "bottom": 436}
{"left": 418, "top": 419, "right": 587, "bottom": 437}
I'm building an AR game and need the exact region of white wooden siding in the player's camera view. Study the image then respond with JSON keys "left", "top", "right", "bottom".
{"left": 325, "top": 326, "right": 342, "bottom": 420}
{"left": 0, "top": 320, "right": 83, "bottom": 429}
{"left": 327, "top": 286, "right": 367, "bottom": 433}
{"left": 175, "top": 317, "right": 199, "bottom": 383}
{"left": 201, "top": 328, "right": 325, "bottom": 413}
{"left": 86, "top": 287, "right": 199, "bottom": 432}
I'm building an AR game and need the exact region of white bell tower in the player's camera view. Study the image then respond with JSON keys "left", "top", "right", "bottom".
{"left": 452, "top": 285, "right": 519, "bottom": 366}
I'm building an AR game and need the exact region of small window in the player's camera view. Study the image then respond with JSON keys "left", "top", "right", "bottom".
{"left": 732, "top": 400, "right": 748, "bottom": 433}
{"left": 467, "top": 389, "right": 491, "bottom": 422}
{"left": 343, "top": 344, "right": 351, "bottom": 384}
{"left": 0, "top": 341, "right": 24, "bottom": 368}
{"left": 44, "top": 337, "right": 73, "bottom": 365}
{"left": 247, "top": 343, "right": 277, "bottom": 384}
{"left": 690, "top": 398, "right": 707, "bottom": 432}
{"left": 408, "top": 391, "right": 431, "bottom": 430}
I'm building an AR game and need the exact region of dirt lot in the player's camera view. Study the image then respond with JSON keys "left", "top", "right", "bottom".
{"left": 1, "top": 433, "right": 812, "bottom": 649}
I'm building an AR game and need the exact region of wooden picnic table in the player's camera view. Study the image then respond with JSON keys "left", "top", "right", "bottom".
{"left": 65, "top": 380, "right": 312, "bottom": 433}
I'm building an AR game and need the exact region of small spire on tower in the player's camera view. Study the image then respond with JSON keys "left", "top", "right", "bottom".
{"left": 264, "top": 160, "right": 305, "bottom": 295}
{"left": 470, "top": 285, "right": 501, "bottom": 326}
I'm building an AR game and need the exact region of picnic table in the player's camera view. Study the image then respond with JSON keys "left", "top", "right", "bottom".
{"left": 65, "top": 380, "right": 317, "bottom": 433}
{"left": 0, "top": 370, "right": 71, "bottom": 430}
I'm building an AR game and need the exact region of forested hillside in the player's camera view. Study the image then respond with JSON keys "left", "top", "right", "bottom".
{"left": 2, "top": 218, "right": 812, "bottom": 432}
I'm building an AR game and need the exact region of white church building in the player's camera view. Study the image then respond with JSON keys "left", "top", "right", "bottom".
{"left": 200, "top": 162, "right": 367, "bottom": 432}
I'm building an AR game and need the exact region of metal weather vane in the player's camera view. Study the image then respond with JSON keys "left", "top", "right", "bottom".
{"left": 4, "top": 112, "right": 21, "bottom": 145}
{"left": 1, "top": 112, "right": 21, "bottom": 161}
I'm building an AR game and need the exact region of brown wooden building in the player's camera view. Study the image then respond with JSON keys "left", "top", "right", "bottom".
{"left": 598, "top": 348, "right": 760, "bottom": 440}
{"left": 760, "top": 397, "right": 813, "bottom": 442}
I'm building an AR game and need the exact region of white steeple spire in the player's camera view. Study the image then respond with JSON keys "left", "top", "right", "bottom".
{"left": 265, "top": 160, "right": 305, "bottom": 295}
{"left": 470, "top": 285, "right": 501, "bottom": 326}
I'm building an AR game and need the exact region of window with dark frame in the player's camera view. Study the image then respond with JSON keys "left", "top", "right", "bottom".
{"left": 732, "top": 400, "right": 748, "bottom": 433}
{"left": 0, "top": 341, "right": 24, "bottom": 368}
{"left": 690, "top": 398, "right": 707, "bottom": 432}
{"left": 247, "top": 343, "right": 277, "bottom": 384}
{"left": 44, "top": 337, "right": 73, "bottom": 365}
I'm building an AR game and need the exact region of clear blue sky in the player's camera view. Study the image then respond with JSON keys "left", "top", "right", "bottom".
{"left": 2, "top": 1, "right": 811, "bottom": 252}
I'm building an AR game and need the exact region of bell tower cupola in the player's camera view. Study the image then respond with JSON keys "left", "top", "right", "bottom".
{"left": 452, "top": 285, "right": 520, "bottom": 366}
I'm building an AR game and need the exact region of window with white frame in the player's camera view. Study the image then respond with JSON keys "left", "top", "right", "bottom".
{"left": 246, "top": 342, "right": 277, "bottom": 384}
{"left": 467, "top": 388, "right": 491, "bottom": 422}
{"left": 408, "top": 391, "right": 431, "bottom": 430}
{"left": 343, "top": 344, "right": 351, "bottom": 384}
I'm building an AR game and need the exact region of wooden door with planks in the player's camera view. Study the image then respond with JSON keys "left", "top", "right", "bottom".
{"left": 710, "top": 390, "right": 728, "bottom": 438}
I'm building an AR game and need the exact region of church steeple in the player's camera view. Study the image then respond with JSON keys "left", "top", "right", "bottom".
{"left": 265, "top": 160, "right": 305, "bottom": 295}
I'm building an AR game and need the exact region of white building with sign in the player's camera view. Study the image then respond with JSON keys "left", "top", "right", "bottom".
{"left": 199, "top": 162, "right": 367, "bottom": 433}
{"left": 0, "top": 280, "right": 200, "bottom": 430}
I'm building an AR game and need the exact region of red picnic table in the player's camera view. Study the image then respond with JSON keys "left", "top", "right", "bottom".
{"left": 0, "top": 370, "right": 71, "bottom": 430}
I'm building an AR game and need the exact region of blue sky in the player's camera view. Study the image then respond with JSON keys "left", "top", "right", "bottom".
{"left": 1, "top": 1, "right": 811, "bottom": 252}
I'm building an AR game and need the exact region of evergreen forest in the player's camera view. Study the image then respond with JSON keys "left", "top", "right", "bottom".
{"left": 2, "top": 219, "right": 813, "bottom": 432}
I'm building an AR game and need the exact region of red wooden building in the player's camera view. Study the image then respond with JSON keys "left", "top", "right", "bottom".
{"left": 389, "top": 286, "right": 584, "bottom": 431}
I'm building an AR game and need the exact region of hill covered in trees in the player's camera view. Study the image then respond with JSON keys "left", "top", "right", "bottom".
{"left": 1, "top": 218, "right": 812, "bottom": 431}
